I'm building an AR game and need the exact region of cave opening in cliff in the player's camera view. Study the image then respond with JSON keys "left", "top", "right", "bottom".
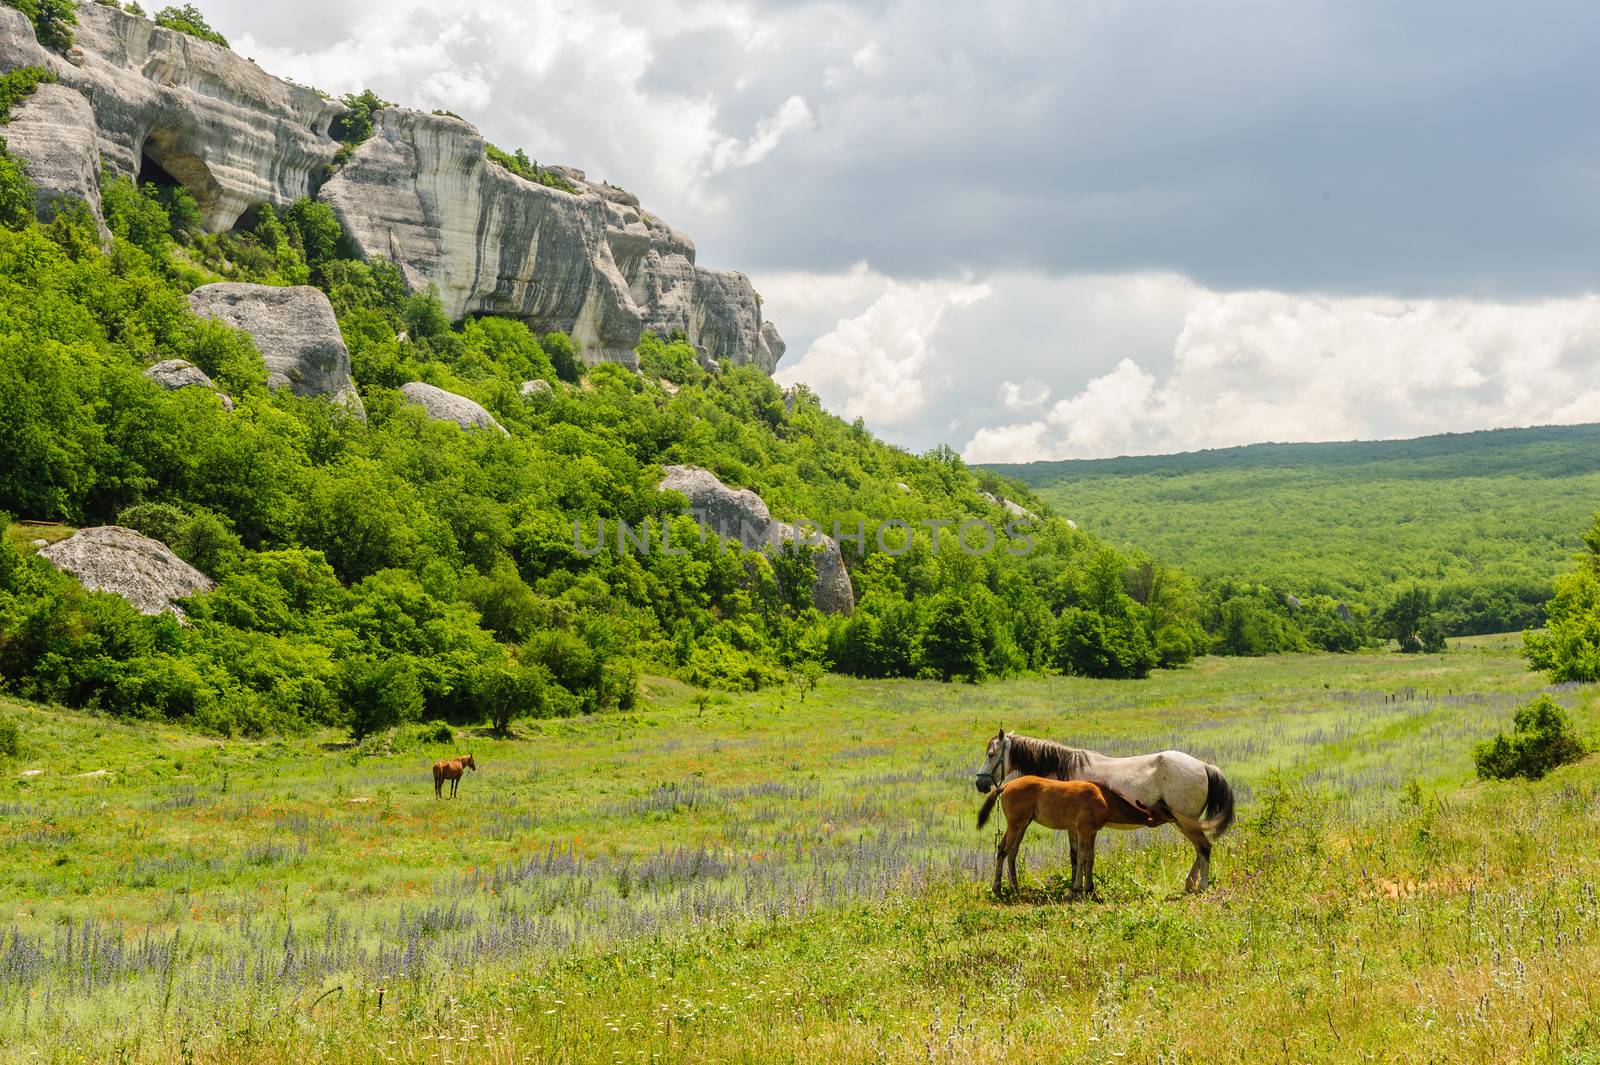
{"left": 136, "top": 152, "right": 183, "bottom": 193}
{"left": 136, "top": 130, "right": 226, "bottom": 230}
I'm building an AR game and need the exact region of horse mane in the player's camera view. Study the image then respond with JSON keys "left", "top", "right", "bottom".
{"left": 1006, "top": 734, "right": 1088, "bottom": 780}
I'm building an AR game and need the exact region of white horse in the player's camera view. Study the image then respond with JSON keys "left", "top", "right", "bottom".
{"left": 973, "top": 729, "right": 1235, "bottom": 892}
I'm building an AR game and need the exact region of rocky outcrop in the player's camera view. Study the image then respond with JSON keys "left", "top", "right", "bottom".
{"left": 187, "top": 284, "right": 363, "bottom": 416}
{"left": 0, "top": 4, "right": 339, "bottom": 232}
{"left": 322, "top": 111, "right": 784, "bottom": 371}
{"left": 143, "top": 358, "right": 233, "bottom": 411}
{"left": 39, "top": 526, "right": 214, "bottom": 619}
{"left": 520, "top": 379, "right": 552, "bottom": 399}
{"left": 5, "top": 82, "right": 103, "bottom": 225}
{"left": 400, "top": 382, "right": 508, "bottom": 436}
{"left": 0, "top": 3, "right": 782, "bottom": 372}
{"left": 659, "top": 465, "right": 854, "bottom": 615}
{"left": 979, "top": 490, "right": 1039, "bottom": 523}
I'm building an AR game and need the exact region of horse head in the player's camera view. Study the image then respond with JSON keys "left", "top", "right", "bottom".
{"left": 974, "top": 728, "right": 1008, "bottom": 793}
{"left": 463, "top": 754, "right": 477, "bottom": 771}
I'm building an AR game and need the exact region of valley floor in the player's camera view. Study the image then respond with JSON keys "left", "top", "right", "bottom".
{"left": 4, "top": 638, "right": 1600, "bottom": 1062}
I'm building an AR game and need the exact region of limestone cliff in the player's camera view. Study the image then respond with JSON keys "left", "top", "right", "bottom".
{"left": 0, "top": 3, "right": 783, "bottom": 370}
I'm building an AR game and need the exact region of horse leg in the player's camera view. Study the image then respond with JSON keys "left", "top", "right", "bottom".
{"left": 1177, "top": 823, "right": 1212, "bottom": 892}
{"left": 1006, "top": 820, "right": 1025, "bottom": 894}
{"left": 433, "top": 772, "right": 441, "bottom": 799}
{"left": 1083, "top": 830, "right": 1098, "bottom": 899}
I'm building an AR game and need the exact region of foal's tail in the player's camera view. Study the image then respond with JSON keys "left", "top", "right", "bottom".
{"left": 1199, "top": 763, "right": 1236, "bottom": 840}
{"left": 976, "top": 786, "right": 1003, "bottom": 830}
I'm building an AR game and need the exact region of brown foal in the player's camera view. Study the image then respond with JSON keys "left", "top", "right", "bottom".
{"left": 977, "top": 774, "right": 1167, "bottom": 896}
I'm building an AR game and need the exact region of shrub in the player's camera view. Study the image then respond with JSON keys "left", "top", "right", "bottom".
{"left": 414, "top": 719, "right": 453, "bottom": 745}
{"left": 332, "top": 89, "right": 390, "bottom": 164}
{"left": 484, "top": 143, "right": 578, "bottom": 193}
{"left": 0, "top": 65, "right": 55, "bottom": 121}
{"left": 4, "top": 0, "right": 77, "bottom": 51}
{"left": 153, "top": 4, "right": 226, "bottom": 46}
{"left": 0, "top": 716, "right": 18, "bottom": 757}
{"left": 1473, "top": 695, "right": 1587, "bottom": 781}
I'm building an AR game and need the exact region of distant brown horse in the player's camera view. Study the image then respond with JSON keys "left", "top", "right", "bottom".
{"left": 432, "top": 754, "right": 477, "bottom": 798}
{"left": 978, "top": 774, "right": 1169, "bottom": 896}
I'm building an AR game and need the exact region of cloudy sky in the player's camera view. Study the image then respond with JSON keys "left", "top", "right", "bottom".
{"left": 207, "top": 0, "right": 1600, "bottom": 460}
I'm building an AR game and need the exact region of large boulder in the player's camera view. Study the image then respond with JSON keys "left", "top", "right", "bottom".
{"left": 401, "top": 381, "right": 508, "bottom": 436}
{"left": 143, "top": 359, "right": 233, "bottom": 411}
{"left": 187, "top": 284, "right": 364, "bottom": 416}
{"left": 659, "top": 465, "right": 854, "bottom": 615}
{"left": 39, "top": 526, "right": 214, "bottom": 619}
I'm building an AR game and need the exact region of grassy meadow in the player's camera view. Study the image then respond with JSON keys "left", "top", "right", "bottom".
{"left": 4, "top": 637, "right": 1600, "bottom": 1062}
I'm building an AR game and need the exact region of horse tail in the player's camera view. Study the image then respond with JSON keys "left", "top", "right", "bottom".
{"left": 1199, "top": 764, "right": 1236, "bottom": 840}
{"left": 977, "top": 786, "right": 1003, "bottom": 830}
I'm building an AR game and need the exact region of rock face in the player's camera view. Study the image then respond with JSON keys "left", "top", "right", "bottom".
{"left": 0, "top": 4, "right": 783, "bottom": 371}
{"left": 400, "top": 382, "right": 508, "bottom": 436}
{"left": 187, "top": 284, "right": 363, "bottom": 415}
{"left": 39, "top": 526, "right": 215, "bottom": 619}
{"left": 143, "top": 358, "right": 233, "bottom": 411}
{"left": 0, "top": 4, "right": 339, "bottom": 232}
{"left": 659, "top": 465, "right": 854, "bottom": 615}
{"left": 519, "top": 379, "right": 552, "bottom": 398}
{"left": 322, "top": 110, "right": 783, "bottom": 371}
{"left": 5, "top": 82, "right": 104, "bottom": 225}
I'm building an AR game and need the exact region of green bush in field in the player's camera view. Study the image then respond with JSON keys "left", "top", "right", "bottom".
{"left": 1473, "top": 695, "right": 1587, "bottom": 781}
{"left": 0, "top": 716, "right": 17, "bottom": 757}
{"left": 414, "top": 719, "right": 453, "bottom": 745}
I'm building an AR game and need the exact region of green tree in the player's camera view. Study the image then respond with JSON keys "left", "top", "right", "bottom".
{"left": 1526, "top": 514, "right": 1600, "bottom": 681}
{"left": 919, "top": 593, "right": 986, "bottom": 682}
{"left": 1382, "top": 585, "right": 1440, "bottom": 653}
{"left": 336, "top": 655, "right": 423, "bottom": 740}
{"left": 282, "top": 198, "right": 343, "bottom": 270}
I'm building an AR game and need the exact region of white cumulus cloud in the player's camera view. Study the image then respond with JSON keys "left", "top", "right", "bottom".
{"left": 962, "top": 289, "right": 1600, "bottom": 462}
{"left": 774, "top": 278, "right": 991, "bottom": 427}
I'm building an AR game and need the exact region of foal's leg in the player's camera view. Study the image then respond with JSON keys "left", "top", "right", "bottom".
{"left": 1176, "top": 823, "right": 1212, "bottom": 892}
{"left": 994, "top": 819, "right": 1025, "bottom": 896}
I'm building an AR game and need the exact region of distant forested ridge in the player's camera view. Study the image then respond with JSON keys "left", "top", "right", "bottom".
{"left": 987, "top": 425, "right": 1600, "bottom": 636}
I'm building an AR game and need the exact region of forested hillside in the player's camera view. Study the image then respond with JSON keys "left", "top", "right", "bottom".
{"left": 988, "top": 425, "right": 1600, "bottom": 635}
{"left": 0, "top": 61, "right": 1223, "bottom": 737}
